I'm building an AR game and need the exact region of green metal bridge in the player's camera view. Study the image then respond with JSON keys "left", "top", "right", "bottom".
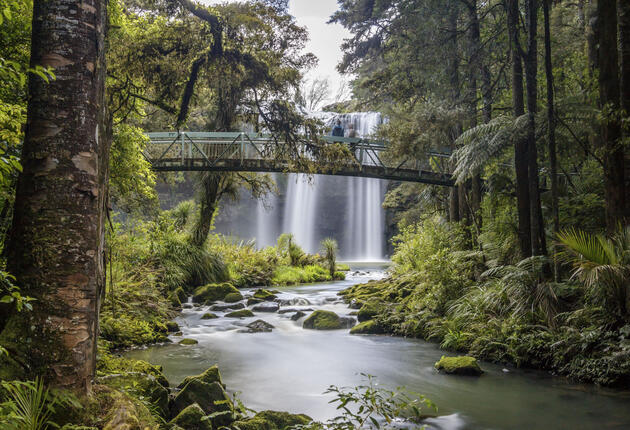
{"left": 145, "top": 131, "right": 454, "bottom": 186}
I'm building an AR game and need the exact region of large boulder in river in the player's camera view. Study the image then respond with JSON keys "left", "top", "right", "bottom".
{"left": 434, "top": 356, "right": 484, "bottom": 376}
{"left": 303, "top": 310, "right": 355, "bottom": 330}
{"left": 171, "top": 379, "right": 233, "bottom": 426}
{"left": 193, "top": 283, "right": 240, "bottom": 303}
{"left": 169, "top": 403, "right": 212, "bottom": 430}
{"left": 231, "top": 410, "right": 312, "bottom": 430}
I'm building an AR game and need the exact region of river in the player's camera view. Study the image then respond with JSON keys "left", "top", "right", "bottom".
{"left": 126, "top": 264, "right": 630, "bottom": 429}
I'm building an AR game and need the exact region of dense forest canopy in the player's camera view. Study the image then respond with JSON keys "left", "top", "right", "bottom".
{"left": 0, "top": 0, "right": 629, "bottom": 428}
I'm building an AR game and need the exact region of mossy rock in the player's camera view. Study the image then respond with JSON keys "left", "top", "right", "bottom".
{"left": 177, "top": 365, "right": 224, "bottom": 389}
{"left": 225, "top": 309, "right": 254, "bottom": 318}
{"left": 350, "top": 320, "right": 386, "bottom": 335}
{"left": 169, "top": 403, "right": 212, "bottom": 430}
{"left": 97, "top": 354, "right": 169, "bottom": 388}
{"left": 193, "top": 283, "right": 239, "bottom": 303}
{"left": 171, "top": 379, "right": 233, "bottom": 427}
{"left": 166, "top": 321, "right": 180, "bottom": 332}
{"left": 333, "top": 271, "right": 346, "bottom": 280}
{"left": 168, "top": 292, "right": 182, "bottom": 308}
{"left": 253, "top": 289, "right": 277, "bottom": 301}
{"left": 231, "top": 410, "right": 312, "bottom": 430}
{"left": 102, "top": 389, "right": 160, "bottom": 430}
{"left": 434, "top": 356, "right": 483, "bottom": 376}
{"left": 98, "top": 372, "right": 170, "bottom": 418}
{"left": 357, "top": 301, "right": 384, "bottom": 322}
{"left": 60, "top": 425, "right": 99, "bottom": 430}
{"left": 224, "top": 292, "right": 244, "bottom": 303}
{"left": 173, "top": 286, "right": 188, "bottom": 303}
{"left": 302, "top": 310, "right": 354, "bottom": 330}
{"left": 179, "top": 338, "right": 199, "bottom": 345}
{"left": 201, "top": 313, "right": 219, "bottom": 320}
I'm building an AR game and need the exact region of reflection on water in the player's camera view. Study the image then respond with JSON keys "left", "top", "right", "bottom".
{"left": 126, "top": 264, "right": 630, "bottom": 430}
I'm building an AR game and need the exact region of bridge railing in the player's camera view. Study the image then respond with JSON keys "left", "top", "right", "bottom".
{"left": 144, "top": 131, "right": 453, "bottom": 185}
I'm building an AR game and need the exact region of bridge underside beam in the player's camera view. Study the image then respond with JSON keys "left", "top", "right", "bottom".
{"left": 151, "top": 158, "right": 454, "bottom": 186}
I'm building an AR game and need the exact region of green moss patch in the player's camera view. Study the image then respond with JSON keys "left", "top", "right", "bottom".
{"left": 224, "top": 291, "right": 244, "bottom": 303}
{"left": 231, "top": 410, "right": 312, "bottom": 430}
{"left": 225, "top": 309, "right": 255, "bottom": 318}
{"left": 169, "top": 403, "right": 212, "bottom": 430}
{"left": 435, "top": 356, "right": 483, "bottom": 376}
{"left": 201, "top": 313, "right": 218, "bottom": 319}
{"left": 350, "top": 320, "right": 385, "bottom": 335}
{"left": 193, "top": 282, "right": 240, "bottom": 303}
{"left": 303, "top": 310, "right": 354, "bottom": 330}
{"left": 179, "top": 338, "right": 199, "bottom": 345}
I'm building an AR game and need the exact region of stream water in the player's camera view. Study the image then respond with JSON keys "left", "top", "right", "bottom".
{"left": 126, "top": 265, "right": 630, "bottom": 429}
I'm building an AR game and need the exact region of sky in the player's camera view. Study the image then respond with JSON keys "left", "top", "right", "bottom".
{"left": 203, "top": 0, "right": 352, "bottom": 103}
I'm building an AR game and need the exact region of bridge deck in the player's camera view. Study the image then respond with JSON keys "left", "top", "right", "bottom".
{"left": 145, "top": 131, "right": 453, "bottom": 186}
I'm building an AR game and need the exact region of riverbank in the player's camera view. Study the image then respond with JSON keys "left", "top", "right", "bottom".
{"left": 339, "top": 219, "right": 630, "bottom": 388}
{"left": 125, "top": 268, "right": 630, "bottom": 429}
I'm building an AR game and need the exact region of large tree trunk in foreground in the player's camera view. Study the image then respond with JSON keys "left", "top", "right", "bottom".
{"left": 598, "top": 0, "right": 625, "bottom": 232}
{"left": 507, "top": 0, "right": 532, "bottom": 257}
{"left": 619, "top": 0, "right": 630, "bottom": 219}
{"left": 0, "top": 0, "right": 108, "bottom": 392}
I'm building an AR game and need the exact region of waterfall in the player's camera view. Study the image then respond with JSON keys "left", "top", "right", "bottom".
{"left": 249, "top": 112, "right": 387, "bottom": 261}
{"left": 255, "top": 174, "right": 280, "bottom": 249}
{"left": 282, "top": 174, "right": 319, "bottom": 254}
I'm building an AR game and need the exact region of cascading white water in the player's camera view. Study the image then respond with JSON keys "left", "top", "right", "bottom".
{"left": 250, "top": 112, "right": 387, "bottom": 260}
{"left": 282, "top": 174, "right": 319, "bottom": 254}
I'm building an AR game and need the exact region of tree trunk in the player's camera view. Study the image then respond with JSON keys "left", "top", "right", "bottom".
{"left": 192, "top": 173, "right": 222, "bottom": 247}
{"left": 524, "top": 0, "right": 546, "bottom": 256}
{"left": 466, "top": 0, "right": 483, "bottom": 230}
{"left": 598, "top": 0, "right": 625, "bottom": 232}
{"left": 507, "top": 0, "right": 532, "bottom": 257}
{"left": 543, "top": 0, "right": 560, "bottom": 277}
{"left": 618, "top": 0, "right": 630, "bottom": 219}
{"left": 0, "top": 0, "right": 108, "bottom": 392}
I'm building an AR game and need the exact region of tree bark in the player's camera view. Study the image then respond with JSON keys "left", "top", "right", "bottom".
{"left": 524, "top": 0, "right": 546, "bottom": 256}
{"left": 543, "top": 0, "right": 559, "bottom": 277}
{"left": 465, "top": 0, "right": 484, "bottom": 230}
{"left": 618, "top": 0, "right": 630, "bottom": 219}
{"left": 507, "top": 0, "right": 532, "bottom": 257}
{"left": 598, "top": 0, "right": 625, "bottom": 232}
{"left": 0, "top": 0, "right": 109, "bottom": 392}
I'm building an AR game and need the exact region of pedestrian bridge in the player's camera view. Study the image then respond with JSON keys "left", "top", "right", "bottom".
{"left": 145, "top": 131, "right": 453, "bottom": 186}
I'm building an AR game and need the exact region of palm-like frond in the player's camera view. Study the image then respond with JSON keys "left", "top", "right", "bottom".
{"left": 557, "top": 227, "right": 630, "bottom": 317}
{"left": 452, "top": 114, "right": 529, "bottom": 183}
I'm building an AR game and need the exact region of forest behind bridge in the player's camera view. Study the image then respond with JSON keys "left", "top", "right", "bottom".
{"left": 0, "top": 0, "right": 630, "bottom": 429}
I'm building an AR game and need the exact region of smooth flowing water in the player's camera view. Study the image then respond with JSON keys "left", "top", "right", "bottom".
{"left": 126, "top": 266, "right": 630, "bottom": 430}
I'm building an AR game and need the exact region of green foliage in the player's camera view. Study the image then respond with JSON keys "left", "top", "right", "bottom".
{"left": 558, "top": 227, "right": 630, "bottom": 318}
{"left": 0, "top": 378, "right": 80, "bottom": 430}
{"left": 291, "top": 375, "right": 436, "bottom": 430}
{"left": 272, "top": 265, "right": 331, "bottom": 286}
{"left": 341, "top": 218, "right": 630, "bottom": 386}
{"left": 320, "top": 238, "right": 338, "bottom": 277}
{"left": 109, "top": 124, "right": 157, "bottom": 213}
